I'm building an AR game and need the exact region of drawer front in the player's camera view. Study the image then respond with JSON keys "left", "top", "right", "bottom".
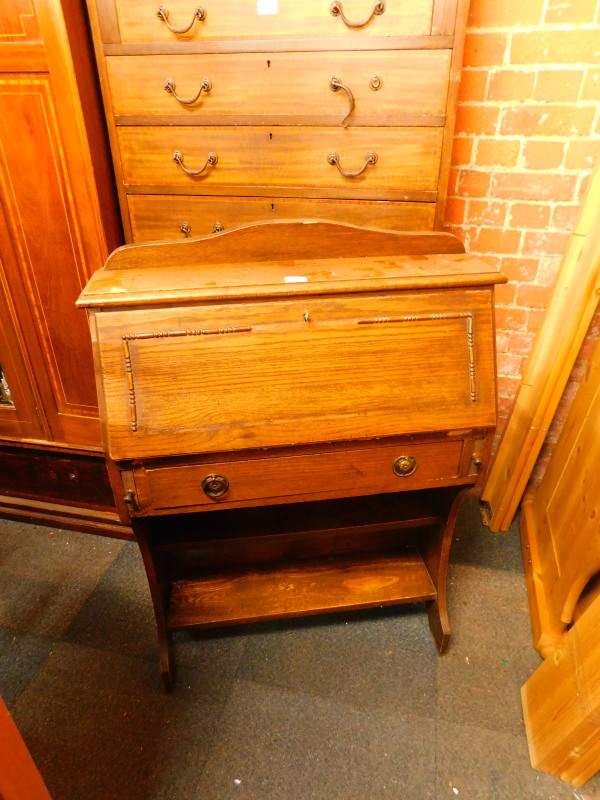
{"left": 107, "top": 50, "right": 450, "bottom": 125}
{"left": 95, "top": 289, "right": 497, "bottom": 461}
{"left": 118, "top": 126, "right": 443, "bottom": 196}
{"left": 111, "top": 0, "right": 435, "bottom": 44}
{"left": 0, "top": 447, "right": 115, "bottom": 511}
{"left": 137, "top": 439, "right": 465, "bottom": 512}
{"left": 128, "top": 195, "right": 436, "bottom": 241}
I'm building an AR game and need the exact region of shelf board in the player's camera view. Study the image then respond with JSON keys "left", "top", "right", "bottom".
{"left": 167, "top": 547, "right": 436, "bottom": 630}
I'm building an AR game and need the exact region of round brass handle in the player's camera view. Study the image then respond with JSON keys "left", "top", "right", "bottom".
{"left": 201, "top": 473, "right": 229, "bottom": 499}
{"left": 164, "top": 77, "right": 212, "bottom": 105}
{"left": 329, "top": 0, "right": 385, "bottom": 29}
{"left": 328, "top": 151, "right": 377, "bottom": 178}
{"left": 392, "top": 455, "right": 418, "bottom": 478}
{"left": 156, "top": 5, "right": 206, "bottom": 34}
{"left": 172, "top": 150, "right": 218, "bottom": 176}
{"left": 180, "top": 221, "right": 192, "bottom": 237}
{"left": 330, "top": 77, "right": 355, "bottom": 126}
{"left": 212, "top": 221, "right": 224, "bottom": 233}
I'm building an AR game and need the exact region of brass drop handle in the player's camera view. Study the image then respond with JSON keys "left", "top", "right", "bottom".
{"left": 330, "top": 77, "right": 355, "bottom": 126}
{"left": 156, "top": 5, "right": 206, "bottom": 34}
{"left": 329, "top": 0, "right": 385, "bottom": 29}
{"left": 392, "top": 455, "right": 418, "bottom": 478}
{"left": 164, "top": 77, "right": 212, "bottom": 105}
{"left": 180, "top": 221, "right": 192, "bottom": 237}
{"left": 172, "top": 150, "right": 218, "bottom": 176}
{"left": 328, "top": 151, "right": 377, "bottom": 178}
{"left": 213, "top": 222, "right": 224, "bottom": 233}
{"left": 202, "top": 473, "right": 229, "bottom": 499}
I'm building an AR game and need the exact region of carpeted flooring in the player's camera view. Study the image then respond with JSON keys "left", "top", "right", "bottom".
{"left": 1, "top": 497, "right": 598, "bottom": 800}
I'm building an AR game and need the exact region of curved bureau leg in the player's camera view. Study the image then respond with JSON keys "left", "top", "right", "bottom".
{"left": 132, "top": 520, "right": 176, "bottom": 691}
{"left": 421, "top": 487, "right": 474, "bottom": 654}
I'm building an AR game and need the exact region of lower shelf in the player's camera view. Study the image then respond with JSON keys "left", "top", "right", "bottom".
{"left": 168, "top": 546, "right": 436, "bottom": 630}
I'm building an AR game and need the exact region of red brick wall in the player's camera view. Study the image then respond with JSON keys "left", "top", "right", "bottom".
{"left": 444, "top": 0, "right": 600, "bottom": 481}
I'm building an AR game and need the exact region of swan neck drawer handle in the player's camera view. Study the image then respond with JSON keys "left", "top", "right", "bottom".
{"left": 172, "top": 150, "right": 218, "bottom": 176}
{"left": 156, "top": 5, "right": 206, "bottom": 34}
{"left": 329, "top": 0, "right": 385, "bottom": 29}
{"left": 330, "top": 77, "right": 355, "bottom": 126}
{"left": 164, "top": 77, "right": 212, "bottom": 105}
{"left": 328, "top": 151, "right": 377, "bottom": 178}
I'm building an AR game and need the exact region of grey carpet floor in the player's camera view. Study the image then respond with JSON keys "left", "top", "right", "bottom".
{"left": 1, "top": 497, "right": 598, "bottom": 800}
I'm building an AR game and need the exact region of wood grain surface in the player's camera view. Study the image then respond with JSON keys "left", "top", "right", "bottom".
{"left": 168, "top": 549, "right": 436, "bottom": 629}
{"left": 117, "top": 125, "right": 444, "bottom": 196}
{"left": 111, "top": 0, "right": 435, "bottom": 44}
{"left": 127, "top": 194, "right": 437, "bottom": 241}
{"left": 107, "top": 49, "right": 450, "bottom": 125}
{"left": 94, "top": 288, "right": 496, "bottom": 460}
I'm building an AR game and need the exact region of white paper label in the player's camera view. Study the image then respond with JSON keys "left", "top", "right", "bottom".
{"left": 284, "top": 276, "right": 308, "bottom": 283}
{"left": 257, "top": 0, "right": 278, "bottom": 14}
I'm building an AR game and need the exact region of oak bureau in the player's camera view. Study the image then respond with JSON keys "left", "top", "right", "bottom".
{"left": 85, "top": 0, "right": 469, "bottom": 241}
{"left": 78, "top": 220, "right": 505, "bottom": 689}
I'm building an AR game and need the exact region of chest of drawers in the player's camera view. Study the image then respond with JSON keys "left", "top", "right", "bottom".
{"left": 86, "top": 0, "right": 469, "bottom": 242}
{"left": 79, "top": 220, "right": 505, "bottom": 689}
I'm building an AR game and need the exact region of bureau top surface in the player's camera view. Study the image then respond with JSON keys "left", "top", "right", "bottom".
{"left": 78, "top": 220, "right": 506, "bottom": 309}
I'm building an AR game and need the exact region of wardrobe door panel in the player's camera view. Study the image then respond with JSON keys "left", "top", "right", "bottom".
{"left": 0, "top": 75, "right": 100, "bottom": 443}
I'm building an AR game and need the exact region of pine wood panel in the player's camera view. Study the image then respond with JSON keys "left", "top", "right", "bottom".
{"left": 138, "top": 439, "right": 464, "bottom": 512}
{"left": 522, "top": 591, "right": 600, "bottom": 786}
{"left": 520, "top": 335, "right": 600, "bottom": 655}
{"left": 117, "top": 125, "right": 443, "bottom": 196}
{"left": 106, "top": 50, "right": 450, "bottom": 125}
{"left": 482, "top": 157, "right": 600, "bottom": 531}
{"left": 110, "top": 0, "right": 435, "bottom": 45}
{"left": 128, "top": 194, "right": 436, "bottom": 241}
{"left": 94, "top": 289, "right": 496, "bottom": 460}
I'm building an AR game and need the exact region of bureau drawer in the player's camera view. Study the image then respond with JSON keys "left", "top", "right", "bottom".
{"left": 118, "top": 126, "right": 443, "bottom": 198}
{"left": 94, "top": 289, "right": 497, "bottom": 461}
{"left": 107, "top": 50, "right": 450, "bottom": 126}
{"left": 127, "top": 195, "right": 436, "bottom": 241}
{"left": 135, "top": 439, "right": 465, "bottom": 513}
{"left": 110, "top": 0, "right": 435, "bottom": 45}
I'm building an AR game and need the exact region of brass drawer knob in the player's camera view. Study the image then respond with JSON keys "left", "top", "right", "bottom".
{"left": 201, "top": 473, "right": 229, "bottom": 499}
{"left": 392, "top": 455, "right": 417, "bottom": 477}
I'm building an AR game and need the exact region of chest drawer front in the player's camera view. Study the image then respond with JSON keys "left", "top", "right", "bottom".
{"left": 95, "top": 289, "right": 497, "bottom": 460}
{"left": 137, "top": 439, "right": 465, "bottom": 513}
{"left": 107, "top": 51, "right": 450, "bottom": 125}
{"left": 111, "top": 0, "right": 435, "bottom": 44}
{"left": 118, "top": 126, "right": 443, "bottom": 196}
{"left": 127, "top": 195, "right": 436, "bottom": 241}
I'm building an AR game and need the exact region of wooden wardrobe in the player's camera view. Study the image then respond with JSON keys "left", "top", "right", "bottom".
{"left": 0, "top": 0, "right": 128, "bottom": 537}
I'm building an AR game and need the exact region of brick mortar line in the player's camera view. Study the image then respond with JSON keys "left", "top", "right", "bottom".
{"left": 465, "top": 24, "right": 600, "bottom": 33}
